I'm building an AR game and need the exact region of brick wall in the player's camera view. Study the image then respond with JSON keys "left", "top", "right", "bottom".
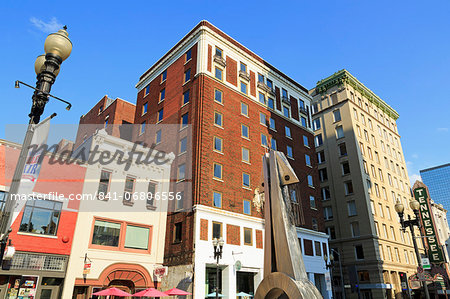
{"left": 200, "top": 219, "right": 208, "bottom": 241}
{"left": 226, "top": 224, "right": 240, "bottom": 245}
{"left": 256, "top": 229, "right": 263, "bottom": 249}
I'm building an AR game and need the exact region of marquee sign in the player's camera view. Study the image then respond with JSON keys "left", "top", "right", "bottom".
{"left": 413, "top": 182, "right": 444, "bottom": 264}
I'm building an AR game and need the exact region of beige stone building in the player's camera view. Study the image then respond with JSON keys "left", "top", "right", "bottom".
{"left": 309, "top": 70, "right": 423, "bottom": 299}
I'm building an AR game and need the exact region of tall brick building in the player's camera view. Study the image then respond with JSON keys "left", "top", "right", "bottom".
{"left": 133, "top": 21, "right": 330, "bottom": 298}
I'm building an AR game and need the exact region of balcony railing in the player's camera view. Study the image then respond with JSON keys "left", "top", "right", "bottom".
{"left": 282, "top": 95, "right": 290, "bottom": 105}
{"left": 239, "top": 70, "right": 250, "bottom": 81}
{"left": 10, "top": 252, "right": 68, "bottom": 272}
{"left": 299, "top": 107, "right": 308, "bottom": 115}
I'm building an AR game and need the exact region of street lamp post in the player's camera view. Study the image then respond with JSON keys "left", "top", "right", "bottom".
{"left": 0, "top": 27, "right": 72, "bottom": 264}
{"left": 212, "top": 237, "right": 224, "bottom": 299}
{"left": 324, "top": 253, "right": 335, "bottom": 299}
{"left": 395, "top": 200, "right": 431, "bottom": 299}
{"left": 327, "top": 249, "right": 345, "bottom": 299}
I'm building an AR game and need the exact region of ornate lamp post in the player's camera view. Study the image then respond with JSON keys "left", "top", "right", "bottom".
{"left": 212, "top": 237, "right": 224, "bottom": 299}
{"left": 324, "top": 253, "right": 335, "bottom": 299}
{"left": 0, "top": 27, "right": 73, "bottom": 263}
{"left": 325, "top": 249, "right": 345, "bottom": 299}
{"left": 394, "top": 200, "right": 430, "bottom": 299}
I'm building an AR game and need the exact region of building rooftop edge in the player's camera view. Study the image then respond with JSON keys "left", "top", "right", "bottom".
{"left": 137, "top": 20, "right": 309, "bottom": 94}
{"left": 314, "top": 69, "right": 400, "bottom": 120}
{"left": 420, "top": 163, "right": 450, "bottom": 174}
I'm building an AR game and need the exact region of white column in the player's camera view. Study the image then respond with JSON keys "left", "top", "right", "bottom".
{"left": 222, "top": 265, "right": 235, "bottom": 298}
{"left": 194, "top": 261, "right": 206, "bottom": 299}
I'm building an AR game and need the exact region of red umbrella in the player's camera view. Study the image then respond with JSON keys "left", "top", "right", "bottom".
{"left": 164, "top": 288, "right": 192, "bottom": 296}
{"left": 92, "top": 287, "right": 131, "bottom": 297}
{"left": 133, "top": 288, "right": 168, "bottom": 297}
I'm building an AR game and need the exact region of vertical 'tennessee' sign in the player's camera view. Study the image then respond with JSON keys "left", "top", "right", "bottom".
{"left": 413, "top": 182, "right": 444, "bottom": 264}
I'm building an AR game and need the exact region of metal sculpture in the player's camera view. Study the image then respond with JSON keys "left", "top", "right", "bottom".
{"left": 255, "top": 151, "right": 322, "bottom": 299}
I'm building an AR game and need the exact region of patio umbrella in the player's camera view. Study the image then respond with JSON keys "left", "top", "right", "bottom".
{"left": 92, "top": 287, "right": 131, "bottom": 297}
{"left": 206, "top": 292, "right": 225, "bottom": 297}
{"left": 133, "top": 288, "right": 168, "bottom": 297}
{"left": 164, "top": 288, "right": 192, "bottom": 296}
{"left": 236, "top": 291, "right": 253, "bottom": 297}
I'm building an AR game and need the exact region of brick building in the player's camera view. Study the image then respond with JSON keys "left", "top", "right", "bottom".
{"left": 133, "top": 21, "right": 330, "bottom": 298}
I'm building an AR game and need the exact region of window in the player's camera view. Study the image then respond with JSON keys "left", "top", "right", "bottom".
{"left": 324, "top": 206, "right": 333, "bottom": 220}
{"left": 147, "top": 182, "right": 157, "bottom": 207}
{"left": 336, "top": 126, "right": 344, "bottom": 139}
{"left": 355, "top": 245, "right": 365, "bottom": 260}
{"left": 326, "top": 227, "right": 336, "bottom": 239}
{"left": 242, "top": 147, "right": 250, "bottom": 163}
{"left": 214, "top": 136, "right": 223, "bottom": 153}
{"left": 351, "top": 222, "right": 360, "bottom": 237}
{"left": 184, "top": 69, "right": 191, "bottom": 83}
{"left": 20, "top": 200, "right": 62, "bottom": 235}
{"left": 243, "top": 200, "right": 251, "bottom": 215}
{"left": 214, "top": 111, "right": 223, "bottom": 127}
{"left": 258, "top": 73, "right": 264, "bottom": 83}
{"left": 285, "top": 126, "right": 292, "bottom": 138}
{"left": 260, "top": 113, "right": 267, "bottom": 126}
{"left": 282, "top": 88, "right": 288, "bottom": 99}
{"left": 185, "top": 49, "right": 192, "bottom": 61}
{"left": 341, "top": 161, "right": 350, "bottom": 175}
{"left": 338, "top": 143, "right": 347, "bottom": 156}
{"left": 213, "top": 192, "right": 222, "bottom": 208}
{"left": 155, "top": 129, "right": 162, "bottom": 144}
{"left": 215, "top": 47, "right": 223, "bottom": 58}
{"left": 301, "top": 117, "right": 307, "bottom": 127}
{"left": 315, "top": 134, "right": 323, "bottom": 147}
{"left": 287, "top": 145, "right": 293, "bottom": 158}
{"left": 378, "top": 204, "right": 384, "bottom": 218}
{"left": 383, "top": 224, "right": 388, "bottom": 238}
{"left": 390, "top": 226, "right": 396, "bottom": 241}
{"left": 268, "top": 97, "right": 275, "bottom": 109}
{"left": 181, "top": 113, "right": 189, "bottom": 129}
{"left": 261, "top": 134, "right": 268, "bottom": 147}
{"left": 104, "top": 117, "right": 109, "bottom": 128}
{"left": 375, "top": 221, "right": 380, "bottom": 235}
{"left": 305, "top": 154, "right": 311, "bottom": 166}
{"left": 283, "top": 106, "right": 290, "bottom": 118}
{"left": 344, "top": 181, "right": 354, "bottom": 195}
{"left": 212, "top": 222, "right": 222, "bottom": 239}
{"left": 303, "top": 136, "right": 309, "bottom": 147}
{"left": 123, "top": 176, "right": 136, "bottom": 203}
{"left": 213, "top": 163, "right": 223, "bottom": 180}
{"left": 214, "top": 89, "right": 223, "bottom": 104}
{"left": 91, "top": 220, "right": 121, "bottom": 247}
{"left": 159, "top": 88, "right": 165, "bottom": 102}
{"left": 144, "top": 84, "right": 150, "bottom": 96}
{"left": 347, "top": 201, "right": 357, "bottom": 216}
{"left": 240, "top": 81, "right": 247, "bottom": 94}
{"left": 310, "top": 196, "right": 316, "bottom": 209}
{"left": 161, "top": 69, "right": 167, "bottom": 82}
{"left": 241, "top": 102, "right": 248, "bottom": 116}
{"left": 312, "top": 118, "right": 321, "bottom": 131}
{"left": 322, "top": 187, "right": 331, "bottom": 201}
{"left": 378, "top": 169, "right": 384, "bottom": 181}
{"left": 307, "top": 175, "right": 314, "bottom": 187}
{"left": 240, "top": 62, "right": 246, "bottom": 72}
{"left": 174, "top": 222, "right": 182, "bottom": 243}
{"left": 315, "top": 241, "right": 322, "bottom": 256}
{"left": 299, "top": 100, "right": 305, "bottom": 109}
{"left": 181, "top": 90, "right": 190, "bottom": 106}
{"left": 157, "top": 108, "right": 164, "bottom": 122}
{"left": 215, "top": 67, "right": 222, "bottom": 80}
{"left": 175, "top": 191, "right": 184, "bottom": 211}
{"left": 374, "top": 183, "right": 380, "bottom": 197}
{"left": 269, "top": 118, "right": 276, "bottom": 130}
{"left": 243, "top": 173, "right": 250, "bottom": 188}
{"left": 98, "top": 170, "right": 111, "bottom": 198}
{"left": 259, "top": 92, "right": 266, "bottom": 104}
{"left": 139, "top": 121, "right": 146, "bottom": 135}
{"left": 290, "top": 189, "right": 297, "bottom": 202}
{"left": 266, "top": 79, "right": 273, "bottom": 89}
{"left": 270, "top": 139, "right": 277, "bottom": 150}
{"left": 244, "top": 228, "right": 253, "bottom": 245}
{"left": 142, "top": 102, "right": 148, "bottom": 115}
{"left": 178, "top": 164, "right": 186, "bottom": 181}
{"left": 333, "top": 109, "right": 341, "bottom": 122}
{"left": 353, "top": 108, "right": 358, "bottom": 120}
{"left": 241, "top": 124, "right": 249, "bottom": 138}
{"left": 319, "top": 168, "right": 328, "bottom": 182}
{"left": 125, "top": 225, "right": 150, "bottom": 250}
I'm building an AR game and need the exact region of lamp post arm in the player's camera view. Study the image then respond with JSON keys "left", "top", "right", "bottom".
{"left": 15, "top": 80, "right": 72, "bottom": 110}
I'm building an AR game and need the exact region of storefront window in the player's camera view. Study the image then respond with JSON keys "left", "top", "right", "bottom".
{"left": 19, "top": 200, "right": 62, "bottom": 235}
{"left": 206, "top": 267, "right": 222, "bottom": 295}
{"left": 92, "top": 220, "right": 121, "bottom": 247}
{"left": 6, "top": 276, "right": 38, "bottom": 299}
{"left": 237, "top": 272, "right": 255, "bottom": 297}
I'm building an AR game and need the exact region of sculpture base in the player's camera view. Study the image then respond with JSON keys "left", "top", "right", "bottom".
{"left": 255, "top": 272, "right": 323, "bottom": 299}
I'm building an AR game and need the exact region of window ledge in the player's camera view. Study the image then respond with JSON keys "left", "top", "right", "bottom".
{"left": 213, "top": 150, "right": 224, "bottom": 155}
{"left": 160, "top": 79, "right": 166, "bottom": 85}
{"left": 184, "top": 58, "right": 192, "bottom": 65}
{"left": 287, "top": 156, "right": 295, "bottom": 160}
{"left": 242, "top": 186, "right": 252, "bottom": 191}
{"left": 181, "top": 102, "right": 189, "bottom": 108}
{"left": 214, "top": 124, "right": 224, "bottom": 129}
{"left": 146, "top": 205, "right": 157, "bottom": 211}
{"left": 17, "top": 232, "right": 58, "bottom": 239}
{"left": 214, "top": 100, "right": 224, "bottom": 106}
{"left": 213, "top": 178, "right": 224, "bottom": 183}
{"left": 182, "top": 80, "right": 191, "bottom": 86}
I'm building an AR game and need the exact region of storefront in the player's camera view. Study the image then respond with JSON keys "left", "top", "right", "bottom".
{"left": 0, "top": 251, "right": 68, "bottom": 299}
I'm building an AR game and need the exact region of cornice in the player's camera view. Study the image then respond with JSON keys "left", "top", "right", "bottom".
{"left": 315, "top": 69, "right": 399, "bottom": 121}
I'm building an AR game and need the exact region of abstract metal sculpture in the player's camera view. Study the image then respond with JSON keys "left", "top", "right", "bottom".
{"left": 255, "top": 151, "right": 322, "bottom": 299}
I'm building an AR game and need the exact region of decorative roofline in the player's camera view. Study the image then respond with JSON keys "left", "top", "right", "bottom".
{"left": 315, "top": 69, "right": 399, "bottom": 120}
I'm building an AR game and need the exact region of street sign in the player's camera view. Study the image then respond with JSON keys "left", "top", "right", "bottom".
{"left": 413, "top": 184, "right": 445, "bottom": 264}
{"left": 422, "top": 257, "right": 431, "bottom": 269}
{"left": 83, "top": 263, "right": 91, "bottom": 275}
{"left": 235, "top": 260, "right": 242, "bottom": 271}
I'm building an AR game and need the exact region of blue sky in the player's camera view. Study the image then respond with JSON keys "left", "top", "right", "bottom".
{"left": 1, "top": 0, "right": 449, "bottom": 183}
